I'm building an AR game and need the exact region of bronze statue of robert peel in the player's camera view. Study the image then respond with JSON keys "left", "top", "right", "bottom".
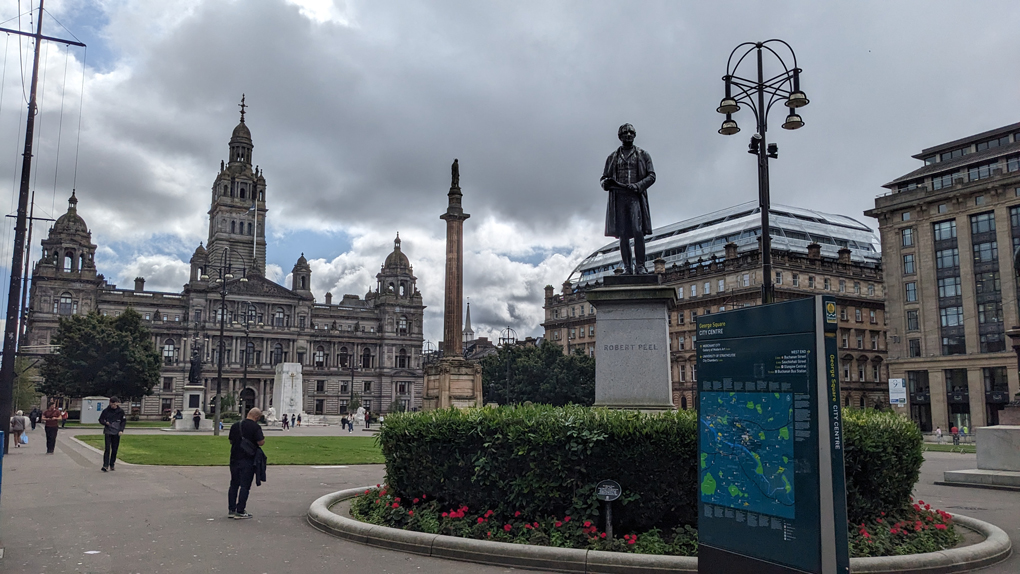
{"left": 601, "top": 123, "right": 655, "bottom": 274}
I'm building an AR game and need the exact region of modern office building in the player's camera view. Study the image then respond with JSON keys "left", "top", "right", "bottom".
{"left": 544, "top": 202, "right": 887, "bottom": 410}
{"left": 866, "top": 121, "right": 1020, "bottom": 430}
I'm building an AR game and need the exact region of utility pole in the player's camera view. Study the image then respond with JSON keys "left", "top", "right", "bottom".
{"left": 0, "top": 2, "right": 86, "bottom": 455}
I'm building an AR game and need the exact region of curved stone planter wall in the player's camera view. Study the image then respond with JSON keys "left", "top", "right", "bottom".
{"left": 308, "top": 487, "right": 1011, "bottom": 574}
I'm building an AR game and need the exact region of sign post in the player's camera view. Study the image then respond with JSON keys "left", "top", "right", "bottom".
{"left": 889, "top": 378, "right": 907, "bottom": 408}
{"left": 595, "top": 479, "right": 621, "bottom": 541}
{"left": 697, "top": 296, "right": 849, "bottom": 574}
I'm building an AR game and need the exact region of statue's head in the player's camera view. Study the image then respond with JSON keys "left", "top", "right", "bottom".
{"left": 618, "top": 123, "right": 636, "bottom": 144}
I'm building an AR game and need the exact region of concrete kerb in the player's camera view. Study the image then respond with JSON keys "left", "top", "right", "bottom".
{"left": 307, "top": 487, "right": 1011, "bottom": 574}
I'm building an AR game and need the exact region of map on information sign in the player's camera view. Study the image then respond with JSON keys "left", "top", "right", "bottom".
{"left": 699, "top": 391, "right": 795, "bottom": 520}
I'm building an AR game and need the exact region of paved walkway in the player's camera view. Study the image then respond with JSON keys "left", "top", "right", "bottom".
{"left": 0, "top": 427, "right": 1017, "bottom": 573}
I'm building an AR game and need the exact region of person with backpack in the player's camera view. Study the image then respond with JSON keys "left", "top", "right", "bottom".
{"left": 99, "top": 397, "right": 127, "bottom": 472}
{"left": 228, "top": 407, "right": 265, "bottom": 520}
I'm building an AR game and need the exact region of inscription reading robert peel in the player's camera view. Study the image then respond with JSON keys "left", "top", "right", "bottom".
{"left": 604, "top": 344, "right": 659, "bottom": 351}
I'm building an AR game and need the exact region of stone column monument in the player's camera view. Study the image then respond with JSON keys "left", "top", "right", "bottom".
{"left": 423, "top": 159, "right": 483, "bottom": 410}
{"left": 273, "top": 362, "right": 305, "bottom": 421}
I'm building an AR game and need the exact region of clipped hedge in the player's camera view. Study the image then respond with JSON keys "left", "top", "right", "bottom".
{"left": 379, "top": 405, "right": 921, "bottom": 532}
{"left": 842, "top": 408, "right": 924, "bottom": 524}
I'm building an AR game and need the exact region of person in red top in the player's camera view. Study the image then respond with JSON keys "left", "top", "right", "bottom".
{"left": 42, "top": 401, "right": 61, "bottom": 454}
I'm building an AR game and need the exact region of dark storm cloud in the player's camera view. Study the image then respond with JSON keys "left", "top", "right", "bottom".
{"left": 2, "top": 0, "right": 1019, "bottom": 339}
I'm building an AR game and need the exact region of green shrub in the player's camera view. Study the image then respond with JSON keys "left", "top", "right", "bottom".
{"left": 380, "top": 406, "right": 924, "bottom": 534}
{"left": 842, "top": 409, "right": 923, "bottom": 524}
{"left": 380, "top": 405, "right": 698, "bottom": 532}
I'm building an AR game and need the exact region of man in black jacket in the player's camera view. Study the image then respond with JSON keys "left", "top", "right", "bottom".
{"left": 228, "top": 407, "right": 265, "bottom": 520}
{"left": 99, "top": 397, "right": 127, "bottom": 472}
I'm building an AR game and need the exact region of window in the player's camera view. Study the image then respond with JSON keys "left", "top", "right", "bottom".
{"left": 676, "top": 286, "right": 684, "bottom": 299}
{"left": 314, "top": 346, "right": 325, "bottom": 367}
{"left": 869, "top": 310, "right": 877, "bottom": 324}
{"left": 839, "top": 280, "right": 846, "bottom": 293}
{"left": 824, "top": 278, "right": 830, "bottom": 290}
{"left": 316, "top": 380, "right": 325, "bottom": 392}
{"left": 1009, "top": 157, "right": 1020, "bottom": 173}
{"left": 677, "top": 311, "right": 684, "bottom": 325}
{"left": 905, "top": 282, "right": 917, "bottom": 302}
{"left": 56, "top": 293, "right": 73, "bottom": 316}
{"left": 742, "top": 274, "right": 750, "bottom": 287}
{"left": 397, "top": 348, "right": 408, "bottom": 369}
{"left": 932, "top": 174, "right": 953, "bottom": 191}
{"left": 968, "top": 162, "right": 997, "bottom": 182}
{"left": 193, "top": 310, "right": 202, "bottom": 323}
{"left": 340, "top": 381, "right": 349, "bottom": 394}
{"left": 589, "top": 325, "right": 595, "bottom": 337}
{"left": 973, "top": 241, "right": 998, "bottom": 264}
{"left": 718, "top": 279, "right": 725, "bottom": 292}
{"left": 678, "top": 336, "right": 685, "bottom": 351}
{"left": 976, "top": 135, "right": 1010, "bottom": 151}
{"left": 840, "top": 308, "right": 848, "bottom": 321}
{"left": 703, "top": 282, "right": 710, "bottom": 295}
{"left": 938, "top": 276, "right": 962, "bottom": 298}
{"left": 399, "top": 316, "right": 408, "bottom": 334}
{"left": 901, "top": 253, "right": 915, "bottom": 274}
{"left": 690, "top": 285, "right": 696, "bottom": 297}
{"left": 858, "top": 364, "right": 866, "bottom": 381}
{"left": 970, "top": 212, "right": 996, "bottom": 234}
{"left": 854, "top": 282, "right": 861, "bottom": 294}
{"left": 272, "top": 344, "right": 283, "bottom": 365}
{"left": 942, "top": 336, "right": 966, "bottom": 355}
{"left": 363, "top": 381, "right": 372, "bottom": 393}
{"left": 162, "top": 377, "right": 173, "bottom": 392}
{"left": 808, "top": 276, "right": 815, "bottom": 288}
{"left": 855, "top": 308, "right": 862, "bottom": 322}
{"left": 274, "top": 308, "right": 285, "bottom": 327}
{"left": 975, "top": 272, "right": 1001, "bottom": 294}
{"left": 792, "top": 274, "right": 799, "bottom": 287}
{"left": 978, "top": 302, "right": 1003, "bottom": 324}
{"left": 338, "top": 399, "right": 349, "bottom": 414}
{"left": 870, "top": 333, "right": 878, "bottom": 350}
{"left": 940, "top": 147, "right": 969, "bottom": 162}
{"left": 338, "top": 347, "right": 349, "bottom": 368}
{"left": 901, "top": 211, "right": 911, "bottom": 221}
{"left": 980, "top": 333, "right": 1006, "bottom": 353}
{"left": 775, "top": 272, "right": 782, "bottom": 285}
{"left": 901, "top": 228, "right": 914, "bottom": 247}
{"left": 935, "top": 248, "right": 959, "bottom": 270}
{"left": 856, "top": 333, "right": 864, "bottom": 349}
{"left": 933, "top": 220, "right": 956, "bottom": 241}
{"left": 362, "top": 348, "right": 373, "bottom": 369}
{"left": 397, "top": 382, "right": 409, "bottom": 395}
{"left": 842, "top": 362, "right": 851, "bottom": 380}
{"left": 867, "top": 284, "right": 875, "bottom": 297}
{"left": 983, "top": 367, "right": 1009, "bottom": 392}
{"left": 298, "top": 316, "right": 306, "bottom": 328}
{"left": 938, "top": 203, "right": 948, "bottom": 214}
{"left": 909, "top": 339, "right": 921, "bottom": 357}
{"left": 162, "top": 339, "right": 176, "bottom": 364}
{"left": 906, "top": 310, "right": 919, "bottom": 331}
{"left": 314, "top": 399, "right": 324, "bottom": 415}
{"left": 939, "top": 306, "right": 963, "bottom": 327}
{"left": 975, "top": 196, "right": 986, "bottom": 206}
{"left": 244, "top": 342, "right": 255, "bottom": 366}
{"left": 841, "top": 332, "right": 849, "bottom": 348}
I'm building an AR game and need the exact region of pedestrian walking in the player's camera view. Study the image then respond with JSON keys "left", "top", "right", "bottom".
{"left": 340, "top": 416, "right": 348, "bottom": 432}
{"left": 10, "top": 410, "right": 28, "bottom": 447}
{"left": 99, "top": 397, "right": 127, "bottom": 472}
{"left": 60, "top": 409, "right": 69, "bottom": 428}
{"left": 290, "top": 414, "right": 295, "bottom": 428}
{"left": 296, "top": 414, "right": 301, "bottom": 427}
{"left": 935, "top": 427, "right": 943, "bottom": 444}
{"left": 228, "top": 407, "right": 265, "bottom": 520}
{"left": 193, "top": 409, "right": 202, "bottom": 430}
{"left": 41, "top": 401, "right": 61, "bottom": 454}
{"left": 281, "top": 414, "right": 289, "bottom": 430}
{"left": 364, "top": 410, "right": 371, "bottom": 429}
{"left": 961, "top": 425, "right": 969, "bottom": 443}
{"left": 951, "top": 425, "right": 960, "bottom": 446}
{"left": 29, "top": 407, "right": 40, "bottom": 430}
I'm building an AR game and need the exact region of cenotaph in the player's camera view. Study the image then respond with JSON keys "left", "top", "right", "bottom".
{"left": 273, "top": 362, "right": 306, "bottom": 420}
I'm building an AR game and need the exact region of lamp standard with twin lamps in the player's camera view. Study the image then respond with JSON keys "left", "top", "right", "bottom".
{"left": 716, "top": 39, "right": 809, "bottom": 305}
{"left": 237, "top": 300, "right": 260, "bottom": 416}
{"left": 202, "top": 247, "right": 248, "bottom": 436}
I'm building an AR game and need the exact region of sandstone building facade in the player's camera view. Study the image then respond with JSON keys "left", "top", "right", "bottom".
{"left": 24, "top": 107, "right": 425, "bottom": 418}
{"left": 543, "top": 203, "right": 887, "bottom": 411}
{"left": 866, "top": 121, "right": 1020, "bottom": 431}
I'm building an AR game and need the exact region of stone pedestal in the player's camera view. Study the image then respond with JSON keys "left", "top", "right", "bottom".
{"left": 172, "top": 416, "right": 213, "bottom": 431}
{"left": 942, "top": 425, "right": 1020, "bottom": 489}
{"left": 273, "top": 363, "right": 306, "bottom": 420}
{"left": 422, "top": 357, "right": 482, "bottom": 410}
{"left": 585, "top": 275, "right": 675, "bottom": 411}
{"left": 182, "top": 385, "right": 205, "bottom": 413}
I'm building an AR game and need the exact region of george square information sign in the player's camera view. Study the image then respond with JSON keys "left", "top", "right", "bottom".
{"left": 696, "top": 296, "right": 849, "bottom": 574}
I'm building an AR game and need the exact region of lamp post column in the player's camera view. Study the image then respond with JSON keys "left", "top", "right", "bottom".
{"left": 755, "top": 46, "right": 774, "bottom": 305}
{"left": 213, "top": 284, "right": 227, "bottom": 436}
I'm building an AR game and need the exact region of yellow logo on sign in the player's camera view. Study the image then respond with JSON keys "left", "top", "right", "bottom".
{"left": 826, "top": 302, "right": 835, "bottom": 314}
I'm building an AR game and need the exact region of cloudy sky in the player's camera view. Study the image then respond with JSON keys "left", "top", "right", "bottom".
{"left": 0, "top": 0, "right": 1018, "bottom": 343}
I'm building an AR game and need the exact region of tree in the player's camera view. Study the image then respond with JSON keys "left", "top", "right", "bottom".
{"left": 481, "top": 341, "right": 595, "bottom": 406}
{"left": 39, "top": 308, "right": 162, "bottom": 400}
{"left": 14, "top": 357, "right": 41, "bottom": 411}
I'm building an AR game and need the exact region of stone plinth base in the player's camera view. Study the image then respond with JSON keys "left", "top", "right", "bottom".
{"left": 167, "top": 418, "right": 214, "bottom": 431}
{"left": 422, "top": 357, "right": 482, "bottom": 410}
{"left": 999, "top": 405, "right": 1020, "bottom": 425}
{"left": 941, "top": 469, "right": 1020, "bottom": 489}
{"left": 977, "top": 425, "right": 1020, "bottom": 471}
{"left": 586, "top": 276, "right": 675, "bottom": 411}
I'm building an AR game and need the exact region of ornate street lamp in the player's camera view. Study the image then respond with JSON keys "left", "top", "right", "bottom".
{"left": 499, "top": 326, "right": 518, "bottom": 406}
{"left": 201, "top": 246, "right": 248, "bottom": 436}
{"left": 717, "top": 40, "right": 809, "bottom": 304}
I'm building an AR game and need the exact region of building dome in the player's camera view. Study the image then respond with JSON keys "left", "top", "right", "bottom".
{"left": 53, "top": 192, "right": 88, "bottom": 234}
{"left": 231, "top": 121, "right": 251, "bottom": 141}
{"left": 193, "top": 242, "right": 207, "bottom": 257}
{"left": 384, "top": 233, "right": 410, "bottom": 270}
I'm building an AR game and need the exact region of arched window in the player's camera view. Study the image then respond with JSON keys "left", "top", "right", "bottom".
{"left": 272, "top": 344, "right": 284, "bottom": 365}
{"left": 231, "top": 221, "right": 236, "bottom": 234}
{"left": 388, "top": 282, "right": 395, "bottom": 293}
{"left": 222, "top": 185, "right": 228, "bottom": 196}
{"left": 300, "top": 276, "right": 306, "bottom": 290}
{"left": 338, "top": 347, "right": 349, "bottom": 368}
{"left": 162, "top": 339, "right": 176, "bottom": 364}
{"left": 681, "top": 396, "right": 688, "bottom": 410}
{"left": 400, "top": 282, "right": 407, "bottom": 296}
{"left": 63, "top": 252, "right": 74, "bottom": 272}
{"left": 398, "top": 316, "right": 408, "bottom": 335}
{"left": 362, "top": 348, "right": 373, "bottom": 369}
{"left": 844, "top": 395, "right": 850, "bottom": 407}
{"left": 247, "top": 222, "right": 252, "bottom": 235}
{"left": 56, "top": 293, "right": 74, "bottom": 315}
{"left": 314, "top": 346, "right": 325, "bottom": 367}
{"left": 239, "top": 186, "right": 246, "bottom": 200}
{"left": 397, "top": 348, "right": 408, "bottom": 369}
{"left": 274, "top": 308, "right": 285, "bottom": 327}
{"left": 245, "top": 342, "right": 255, "bottom": 365}
{"left": 859, "top": 395, "right": 865, "bottom": 409}
{"left": 79, "top": 254, "right": 86, "bottom": 270}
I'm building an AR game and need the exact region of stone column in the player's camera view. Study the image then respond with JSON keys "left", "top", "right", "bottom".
{"left": 440, "top": 160, "right": 469, "bottom": 356}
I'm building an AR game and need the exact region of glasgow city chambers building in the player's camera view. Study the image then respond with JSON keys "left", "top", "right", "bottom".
{"left": 23, "top": 107, "right": 425, "bottom": 419}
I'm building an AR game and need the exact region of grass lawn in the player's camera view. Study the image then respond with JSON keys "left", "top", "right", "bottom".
{"left": 65, "top": 421, "right": 171, "bottom": 429}
{"left": 75, "top": 435, "right": 384, "bottom": 466}
{"left": 922, "top": 443, "right": 976, "bottom": 454}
